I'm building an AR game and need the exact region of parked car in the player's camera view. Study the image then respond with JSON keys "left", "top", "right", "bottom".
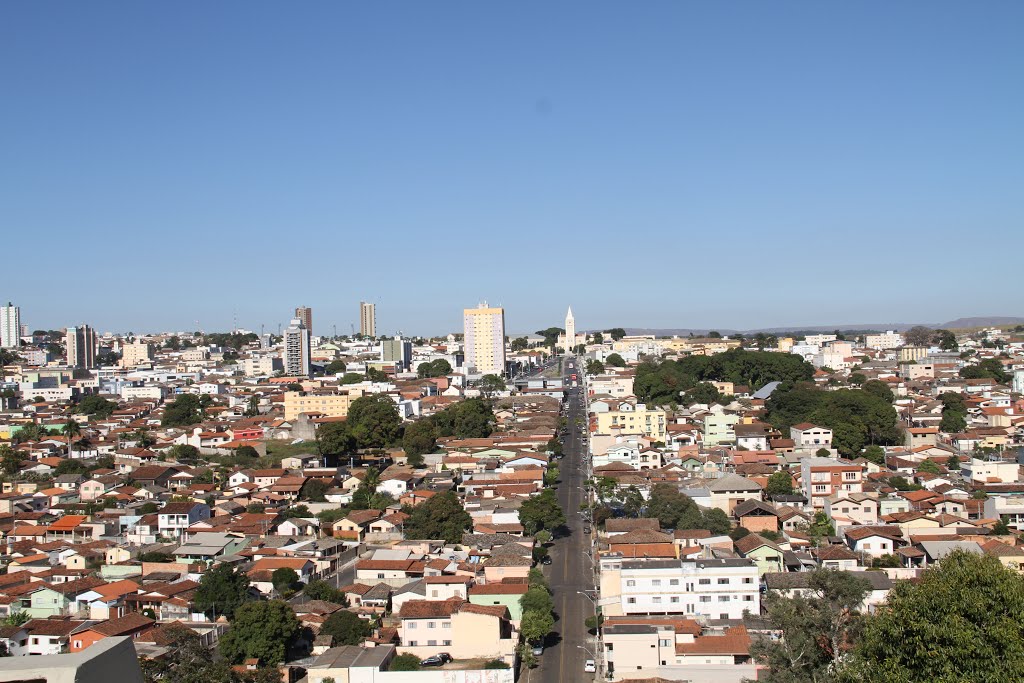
{"left": 583, "top": 525, "right": 592, "bottom": 534}
{"left": 421, "top": 653, "right": 453, "bottom": 667}
{"left": 540, "top": 555, "right": 552, "bottom": 565}
{"left": 584, "top": 659, "right": 596, "bottom": 672}
{"left": 532, "top": 643, "right": 544, "bottom": 656}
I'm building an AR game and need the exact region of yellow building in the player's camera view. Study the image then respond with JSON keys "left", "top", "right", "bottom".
{"left": 120, "top": 341, "right": 153, "bottom": 367}
{"left": 463, "top": 303, "right": 506, "bottom": 375}
{"left": 595, "top": 403, "right": 667, "bottom": 440}
{"left": 283, "top": 388, "right": 363, "bottom": 421}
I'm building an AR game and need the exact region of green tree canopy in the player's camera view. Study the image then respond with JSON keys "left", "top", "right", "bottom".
{"left": 518, "top": 488, "right": 565, "bottom": 535}
{"left": 605, "top": 353, "right": 626, "bottom": 367}
{"left": 846, "top": 551, "right": 1024, "bottom": 683}
{"left": 219, "top": 600, "right": 299, "bottom": 665}
{"left": 74, "top": 395, "right": 117, "bottom": 418}
{"left": 510, "top": 337, "right": 529, "bottom": 352}
{"left": 432, "top": 398, "right": 495, "bottom": 439}
{"left": 346, "top": 394, "right": 402, "bottom": 448}
{"left": 193, "top": 563, "right": 251, "bottom": 620}
{"left": 390, "top": 653, "right": 421, "bottom": 671}
{"left": 317, "top": 421, "right": 356, "bottom": 456}
{"left": 404, "top": 491, "right": 472, "bottom": 543}
{"left": 479, "top": 374, "right": 506, "bottom": 395}
{"left": 402, "top": 419, "right": 438, "bottom": 461}
{"left": 324, "top": 360, "right": 347, "bottom": 374}
{"left": 585, "top": 359, "right": 604, "bottom": 375}
{"left": 417, "top": 359, "right": 452, "bottom": 378}
{"left": 271, "top": 567, "right": 299, "bottom": 594}
{"left": 162, "top": 394, "right": 207, "bottom": 427}
{"left": 606, "top": 328, "right": 626, "bottom": 341}
{"left": 753, "top": 569, "right": 872, "bottom": 683}
{"left": 959, "top": 358, "right": 1011, "bottom": 384}
{"left": 766, "top": 471, "right": 794, "bottom": 497}
{"left": 535, "top": 328, "right": 565, "bottom": 347}
{"left": 768, "top": 384, "right": 901, "bottom": 456}
{"left": 320, "top": 609, "right": 372, "bottom": 646}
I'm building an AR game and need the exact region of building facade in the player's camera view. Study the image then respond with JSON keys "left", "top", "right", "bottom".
{"left": 0, "top": 303, "right": 20, "bottom": 349}
{"left": 66, "top": 324, "right": 97, "bottom": 369}
{"left": 463, "top": 303, "right": 506, "bottom": 376}
{"left": 282, "top": 318, "right": 311, "bottom": 377}
{"left": 295, "top": 306, "right": 313, "bottom": 335}
{"left": 360, "top": 302, "right": 376, "bottom": 338}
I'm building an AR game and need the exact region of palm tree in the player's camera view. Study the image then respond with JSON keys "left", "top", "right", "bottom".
{"left": 363, "top": 466, "right": 381, "bottom": 492}
{"left": 62, "top": 419, "right": 81, "bottom": 459}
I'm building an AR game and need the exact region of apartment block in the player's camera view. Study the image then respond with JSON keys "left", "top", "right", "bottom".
{"left": 463, "top": 303, "right": 505, "bottom": 376}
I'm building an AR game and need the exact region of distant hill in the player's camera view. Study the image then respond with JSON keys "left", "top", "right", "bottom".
{"left": 612, "top": 315, "right": 1024, "bottom": 338}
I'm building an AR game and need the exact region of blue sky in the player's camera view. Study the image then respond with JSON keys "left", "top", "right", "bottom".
{"left": 2, "top": 2, "right": 1022, "bottom": 336}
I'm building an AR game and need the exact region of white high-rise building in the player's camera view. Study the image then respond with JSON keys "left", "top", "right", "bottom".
{"left": 282, "top": 318, "right": 311, "bottom": 377}
{"left": 0, "top": 303, "right": 20, "bottom": 349}
{"left": 360, "top": 302, "right": 376, "bottom": 338}
{"left": 463, "top": 303, "right": 506, "bottom": 376}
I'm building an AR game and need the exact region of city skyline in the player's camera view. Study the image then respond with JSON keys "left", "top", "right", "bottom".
{"left": 3, "top": 2, "right": 1022, "bottom": 332}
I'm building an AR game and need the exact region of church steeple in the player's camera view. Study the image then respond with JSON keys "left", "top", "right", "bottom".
{"left": 565, "top": 306, "right": 576, "bottom": 351}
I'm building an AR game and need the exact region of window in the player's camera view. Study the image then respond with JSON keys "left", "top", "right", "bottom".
{"left": 428, "top": 640, "right": 437, "bottom": 646}
{"left": 659, "top": 639, "right": 671, "bottom": 647}
{"left": 428, "top": 622, "right": 436, "bottom": 629}
{"left": 626, "top": 580, "right": 636, "bottom": 587}
{"left": 443, "top": 640, "right": 452, "bottom": 646}
{"left": 671, "top": 596, "right": 679, "bottom": 603}
{"left": 717, "top": 578, "right": 729, "bottom": 585}
{"left": 700, "top": 596, "right": 711, "bottom": 603}
{"left": 408, "top": 640, "right": 418, "bottom": 646}
{"left": 699, "top": 578, "right": 711, "bottom": 585}
{"left": 652, "top": 597, "right": 661, "bottom": 604}
{"left": 442, "top": 622, "right": 451, "bottom": 629}
{"left": 719, "top": 595, "right": 730, "bottom": 602}
{"left": 73, "top": 640, "right": 82, "bottom": 649}
{"left": 627, "top": 597, "right": 636, "bottom": 604}
{"left": 652, "top": 579, "right": 661, "bottom": 587}
{"left": 669, "top": 579, "right": 679, "bottom": 586}
{"left": 743, "top": 577, "right": 754, "bottom": 584}
{"left": 744, "top": 595, "right": 754, "bottom": 601}
{"left": 377, "top": 573, "right": 385, "bottom": 579}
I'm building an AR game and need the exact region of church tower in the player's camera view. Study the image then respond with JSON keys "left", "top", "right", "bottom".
{"left": 565, "top": 306, "right": 576, "bottom": 350}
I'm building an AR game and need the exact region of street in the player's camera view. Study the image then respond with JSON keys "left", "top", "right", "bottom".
{"left": 536, "top": 356, "right": 598, "bottom": 683}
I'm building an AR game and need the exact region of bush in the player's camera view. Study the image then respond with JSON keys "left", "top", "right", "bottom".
{"left": 390, "top": 653, "right": 421, "bottom": 671}
{"left": 483, "top": 659, "right": 510, "bottom": 669}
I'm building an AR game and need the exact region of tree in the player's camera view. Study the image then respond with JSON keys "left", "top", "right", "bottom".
{"left": 752, "top": 569, "right": 871, "bottom": 683}
{"left": 848, "top": 373, "right": 866, "bottom": 386}
{"left": 235, "top": 445, "right": 259, "bottom": 461}
{"left": 302, "top": 479, "right": 329, "bottom": 502}
{"left": 518, "top": 488, "right": 565, "bottom": 535}
{"left": 520, "top": 609, "right": 554, "bottom": 645}
{"left": 585, "top": 359, "right": 604, "bottom": 375}
{"left": 992, "top": 517, "right": 1011, "bottom": 535}
{"left": 271, "top": 567, "right": 299, "bottom": 595}
{"left": 74, "top": 395, "right": 117, "bottom": 418}
{"left": 219, "top": 600, "right": 300, "bottom": 665}
{"left": 346, "top": 394, "right": 402, "bottom": 448}
{"left": 862, "top": 445, "right": 886, "bottom": 465}
{"left": 479, "top": 374, "right": 506, "bottom": 395}
{"left": 933, "top": 329, "right": 958, "bottom": 351}
{"left": 605, "top": 353, "right": 626, "bottom": 368}
{"left": 244, "top": 394, "right": 261, "bottom": 417}
{"left": 286, "top": 383, "right": 304, "bottom": 391}
{"left": 606, "top": 328, "right": 626, "bottom": 341}
{"left": 591, "top": 332, "right": 604, "bottom": 345}
{"left": 317, "top": 422, "right": 356, "bottom": 457}
{"left": 535, "top": 328, "right": 565, "bottom": 347}
{"left": 766, "top": 471, "right": 794, "bottom": 497}
{"left": 417, "top": 359, "right": 452, "bottom": 378}
{"left": 390, "top": 653, "right": 421, "bottom": 671}
{"left": 806, "top": 511, "right": 835, "bottom": 545}
{"left": 510, "top": 337, "right": 529, "bottom": 352}
{"left": 340, "top": 372, "right": 364, "bottom": 385}
{"left": 432, "top": 398, "right": 495, "bottom": 439}
{"left": 520, "top": 586, "right": 555, "bottom": 616}
{"left": 645, "top": 483, "right": 696, "bottom": 529}
{"left": 55, "top": 458, "right": 88, "bottom": 476}
{"left": 861, "top": 379, "right": 894, "bottom": 404}
{"left": 683, "top": 382, "right": 721, "bottom": 406}
{"left": 162, "top": 394, "right": 206, "bottom": 427}
{"left": 402, "top": 419, "right": 436, "bottom": 465}
{"left": 404, "top": 491, "right": 472, "bottom": 543}
{"left": 366, "top": 367, "right": 389, "bottom": 383}
{"left": 246, "top": 503, "right": 266, "bottom": 514}
{"left": 324, "top": 360, "right": 347, "bottom": 375}
{"left": 917, "top": 459, "right": 941, "bottom": 475}
{"left": 0, "top": 445, "right": 24, "bottom": 476}
{"left": 702, "top": 507, "right": 732, "bottom": 535}
{"left": 960, "top": 358, "right": 1011, "bottom": 384}
{"left": 304, "top": 579, "right": 347, "bottom": 604}
{"left": 946, "top": 453, "right": 961, "bottom": 471}
{"left": 904, "top": 326, "right": 933, "bottom": 346}
{"left": 846, "top": 551, "right": 1024, "bottom": 682}
{"left": 320, "top": 609, "right": 371, "bottom": 646}
{"left": 62, "top": 419, "right": 82, "bottom": 458}
{"left": 168, "top": 444, "right": 200, "bottom": 463}
{"left": 194, "top": 563, "right": 251, "bottom": 620}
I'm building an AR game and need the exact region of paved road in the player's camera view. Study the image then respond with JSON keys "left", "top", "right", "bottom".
{"left": 536, "top": 357, "right": 598, "bottom": 683}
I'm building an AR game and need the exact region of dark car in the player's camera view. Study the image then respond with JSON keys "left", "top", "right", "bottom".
{"left": 583, "top": 525, "right": 592, "bottom": 534}
{"left": 540, "top": 555, "right": 553, "bottom": 565}
{"left": 421, "top": 653, "right": 453, "bottom": 667}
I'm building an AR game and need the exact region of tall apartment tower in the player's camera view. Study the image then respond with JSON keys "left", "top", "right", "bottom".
{"left": 0, "top": 303, "right": 20, "bottom": 349}
{"left": 282, "top": 318, "right": 311, "bottom": 377}
{"left": 382, "top": 337, "right": 413, "bottom": 371}
{"left": 294, "top": 306, "right": 313, "bottom": 336}
{"left": 359, "top": 302, "right": 376, "bottom": 338}
{"left": 66, "top": 324, "right": 97, "bottom": 369}
{"left": 463, "top": 303, "right": 506, "bottom": 376}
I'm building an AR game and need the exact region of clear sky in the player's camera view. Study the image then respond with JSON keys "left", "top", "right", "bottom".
{"left": 3, "top": 2, "right": 1022, "bottom": 336}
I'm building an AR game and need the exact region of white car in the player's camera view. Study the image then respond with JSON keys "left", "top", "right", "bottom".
{"left": 584, "top": 659, "right": 596, "bottom": 673}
